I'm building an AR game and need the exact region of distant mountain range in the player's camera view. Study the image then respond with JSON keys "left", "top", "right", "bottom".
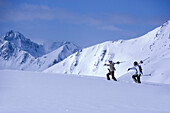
{"left": 45, "top": 20, "right": 170, "bottom": 84}
{"left": 0, "top": 30, "right": 80, "bottom": 71}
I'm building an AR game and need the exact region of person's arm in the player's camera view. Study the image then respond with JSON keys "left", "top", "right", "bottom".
{"left": 113, "top": 61, "right": 120, "bottom": 65}
{"left": 128, "top": 66, "right": 136, "bottom": 71}
{"left": 104, "top": 64, "right": 111, "bottom": 66}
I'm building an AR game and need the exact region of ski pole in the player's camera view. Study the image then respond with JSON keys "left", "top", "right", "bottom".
{"left": 117, "top": 61, "right": 126, "bottom": 64}
{"left": 143, "top": 74, "right": 151, "bottom": 76}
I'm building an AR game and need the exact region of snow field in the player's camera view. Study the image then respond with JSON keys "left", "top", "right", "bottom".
{"left": 0, "top": 70, "right": 170, "bottom": 113}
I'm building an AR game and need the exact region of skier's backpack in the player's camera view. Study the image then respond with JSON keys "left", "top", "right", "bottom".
{"left": 139, "top": 65, "right": 143, "bottom": 74}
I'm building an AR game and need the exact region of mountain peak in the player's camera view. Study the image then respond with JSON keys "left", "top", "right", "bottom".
{"left": 2, "top": 30, "right": 25, "bottom": 41}
{"left": 0, "top": 30, "right": 45, "bottom": 58}
{"left": 43, "top": 41, "right": 80, "bottom": 54}
{"left": 5, "top": 30, "right": 14, "bottom": 36}
{"left": 63, "top": 41, "right": 71, "bottom": 45}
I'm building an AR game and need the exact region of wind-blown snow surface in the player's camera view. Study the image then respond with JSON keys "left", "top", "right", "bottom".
{"left": 0, "top": 70, "right": 170, "bottom": 113}
{"left": 45, "top": 21, "right": 170, "bottom": 84}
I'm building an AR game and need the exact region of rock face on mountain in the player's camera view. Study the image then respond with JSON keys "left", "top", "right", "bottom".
{"left": 45, "top": 21, "right": 170, "bottom": 84}
{"left": 0, "top": 30, "right": 79, "bottom": 71}
{"left": 0, "top": 30, "right": 45, "bottom": 58}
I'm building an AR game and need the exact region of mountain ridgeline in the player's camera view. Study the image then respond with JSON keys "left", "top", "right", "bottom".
{"left": 0, "top": 30, "right": 80, "bottom": 71}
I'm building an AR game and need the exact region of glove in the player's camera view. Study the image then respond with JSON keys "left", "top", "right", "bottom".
{"left": 117, "top": 61, "right": 120, "bottom": 64}
{"left": 140, "top": 60, "right": 143, "bottom": 64}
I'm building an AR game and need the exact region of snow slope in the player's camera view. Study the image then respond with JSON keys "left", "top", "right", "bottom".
{"left": 0, "top": 30, "right": 79, "bottom": 71}
{"left": 45, "top": 21, "right": 170, "bottom": 84}
{"left": 30, "top": 42, "right": 80, "bottom": 71}
{"left": 0, "top": 70, "right": 170, "bottom": 113}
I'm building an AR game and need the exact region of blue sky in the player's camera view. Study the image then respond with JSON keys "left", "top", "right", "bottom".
{"left": 0, "top": 0, "right": 170, "bottom": 47}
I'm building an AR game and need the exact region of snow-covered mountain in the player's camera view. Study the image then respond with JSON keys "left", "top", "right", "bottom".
{"left": 30, "top": 41, "right": 80, "bottom": 71}
{"left": 45, "top": 20, "right": 170, "bottom": 84}
{"left": 0, "top": 30, "right": 79, "bottom": 71}
{"left": 0, "top": 30, "right": 45, "bottom": 58}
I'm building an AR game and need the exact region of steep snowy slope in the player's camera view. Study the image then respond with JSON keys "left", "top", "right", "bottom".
{"left": 30, "top": 42, "right": 80, "bottom": 71}
{"left": 0, "top": 70, "right": 170, "bottom": 113}
{"left": 45, "top": 21, "right": 170, "bottom": 84}
{"left": 0, "top": 30, "right": 79, "bottom": 71}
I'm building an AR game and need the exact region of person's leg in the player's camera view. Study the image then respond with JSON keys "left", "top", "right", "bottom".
{"left": 137, "top": 74, "right": 141, "bottom": 83}
{"left": 111, "top": 71, "right": 117, "bottom": 81}
{"left": 106, "top": 72, "right": 111, "bottom": 80}
{"left": 132, "top": 74, "right": 138, "bottom": 83}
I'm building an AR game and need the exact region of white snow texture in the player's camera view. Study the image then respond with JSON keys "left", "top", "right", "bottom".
{"left": 0, "top": 70, "right": 170, "bottom": 113}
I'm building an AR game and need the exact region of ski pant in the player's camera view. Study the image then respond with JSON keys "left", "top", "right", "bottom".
{"left": 106, "top": 71, "right": 117, "bottom": 81}
{"left": 132, "top": 74, "right": 141, "bottom": 83}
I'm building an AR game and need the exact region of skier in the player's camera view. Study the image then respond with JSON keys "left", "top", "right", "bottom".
{"left": 128, "top": 61, "right": 142, "bottom": 83}
{"left": 104, "top": 61, "right": 120, "bottom": 81}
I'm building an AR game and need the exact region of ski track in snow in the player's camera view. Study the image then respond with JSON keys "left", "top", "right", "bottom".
{"left": 0, "top": 70, "right": 170, "bottom": 113}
